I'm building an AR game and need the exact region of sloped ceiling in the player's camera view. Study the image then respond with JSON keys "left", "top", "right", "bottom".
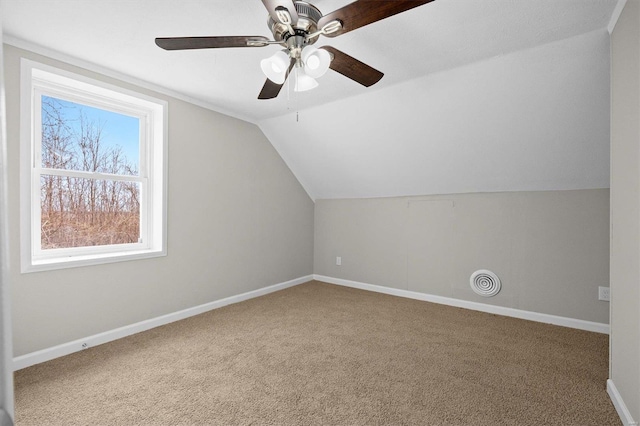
{"left": 1, "top": 0, "right": 618, "bottom": 199}
{"left": 262, "top": 29, "right": 611, "bottom": 199}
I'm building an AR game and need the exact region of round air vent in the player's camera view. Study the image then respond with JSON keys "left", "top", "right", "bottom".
{"left": 470, "top": 270, "right": 501, "bottom": 297}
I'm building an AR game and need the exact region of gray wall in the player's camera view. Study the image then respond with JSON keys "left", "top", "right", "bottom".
{"left": 610, "top": 0, "right": 640, "bottom": 420}
{"left": 4, "top": 45, "right": 314, "bottom": 356}
{"left": 314, "top": 189, "right": 610, "bottom": 324}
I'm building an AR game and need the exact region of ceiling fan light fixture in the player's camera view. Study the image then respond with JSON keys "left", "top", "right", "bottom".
{"left": 260, "top": 50, "right": 290, "bottom": 84}
{"left": 301, "top": 46, "right": 331, "bottom": 79}
{"left": 294, "top": 68, "right": 319, "bottom": 92}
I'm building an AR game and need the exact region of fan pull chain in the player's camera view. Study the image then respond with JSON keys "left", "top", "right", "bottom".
{"left": 286, "top": 67, "right": 291, "bottom": 101}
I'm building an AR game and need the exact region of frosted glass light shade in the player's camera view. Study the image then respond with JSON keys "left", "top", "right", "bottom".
{"left": 294, "top": 68, "right": 318, "bottom": 92}
{"left": 260, "top": 50, "right": 290, "bottom": 84}
{"left": 301, "top": 46, "right": 331, "bottom": 79}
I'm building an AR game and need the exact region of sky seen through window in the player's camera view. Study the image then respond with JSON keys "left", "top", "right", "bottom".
{"left": 42, "top": 95, "right": 140, "bottom": 167}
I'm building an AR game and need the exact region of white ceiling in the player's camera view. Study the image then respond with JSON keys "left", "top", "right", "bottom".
{"left": 2, "top": 0, "right": 619, "bottom": 199}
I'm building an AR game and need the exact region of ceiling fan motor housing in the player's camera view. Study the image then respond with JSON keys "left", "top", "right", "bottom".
{"left": 268, "top": 1, "right": 322, "bottom": 44}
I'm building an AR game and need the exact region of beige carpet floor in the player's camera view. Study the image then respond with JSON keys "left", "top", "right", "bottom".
{"left": 15, "top": 281, "right": 619, "bottom": 425}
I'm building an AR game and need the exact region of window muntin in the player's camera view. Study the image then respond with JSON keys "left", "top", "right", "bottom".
{"left": 21, "top": 60, "right": 167, "bottom": 272}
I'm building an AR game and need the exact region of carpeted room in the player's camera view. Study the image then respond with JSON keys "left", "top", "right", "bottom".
{"left": 13, "top": 282, "right": 617, "bottom": 424}
{"left": 0, "top": 0, "right": 639, "bottom": 425}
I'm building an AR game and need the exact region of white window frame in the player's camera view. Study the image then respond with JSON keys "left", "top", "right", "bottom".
{"left": 20, "top": 59, "right": 167, "bottom": 273}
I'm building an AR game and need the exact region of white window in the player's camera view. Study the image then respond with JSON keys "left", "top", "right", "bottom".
{"left": 20, "top": 59, "right": 167, "bottom": 272}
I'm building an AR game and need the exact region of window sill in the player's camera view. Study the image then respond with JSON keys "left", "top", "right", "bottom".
{"left": 22, "top": 249, "right": 167, "bottom": 273}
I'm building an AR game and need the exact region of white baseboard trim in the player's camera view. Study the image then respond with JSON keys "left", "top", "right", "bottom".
{"left": 14, "top": 274, "right": 609, "bottom": 370}
{"left": 13, "top": 275, "right": 313, "bottom": 371}
{"left": 608, "top": 379, "right": 639, "bottom": 426}
{"left": 313, "top": 275, "right": 610, "bottom": 334}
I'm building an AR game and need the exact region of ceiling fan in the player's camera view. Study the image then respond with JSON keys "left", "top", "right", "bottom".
{"left": 155, "top": 0, "right": 434, "bottom": 99}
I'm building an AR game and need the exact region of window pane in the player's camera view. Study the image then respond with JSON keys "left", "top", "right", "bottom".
{"left": 41, "top": 95, "right": 140, "bottom": 176}
{"left": 40, "top": 175, "right": 140, "bottom": 249}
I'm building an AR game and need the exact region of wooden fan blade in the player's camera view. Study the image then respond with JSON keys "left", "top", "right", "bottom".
{"left": 317, "top": 0, "right": 434, "bottom": 38}
{"left": 258, "top": 79, "right": 285, "bottom": 100}
{"left": 320, "top": 46, "right": 383, "bottom": 87}
{"left": 261, "top": 0, "right": 299, "bottom": 24}
{"left": 258, "top": 58, "right": 296, "bottom": 99}
{"left": 155, "top": 36, "right": 270, "bottom": 50}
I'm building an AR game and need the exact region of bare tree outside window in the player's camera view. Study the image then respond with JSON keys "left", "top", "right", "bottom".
{"left": 40, "top": 96, "right": 141, "bottom": 249}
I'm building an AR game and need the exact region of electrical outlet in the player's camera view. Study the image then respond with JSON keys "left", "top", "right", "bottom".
{"left": 336, "top": 256, "right": 342, "bottom": 266}
{"left": 598, "top": 286, "right": 610, "bottom": 302}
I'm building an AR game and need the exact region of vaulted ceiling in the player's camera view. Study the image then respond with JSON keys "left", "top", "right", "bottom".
{"left": 2, "top": 0, "right": 619, "bottom": 199}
